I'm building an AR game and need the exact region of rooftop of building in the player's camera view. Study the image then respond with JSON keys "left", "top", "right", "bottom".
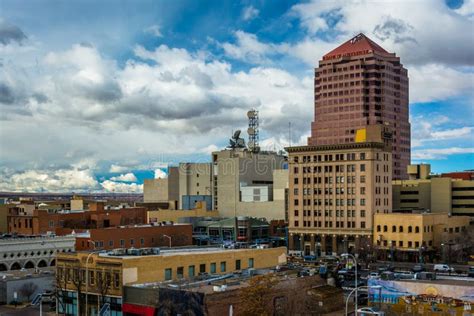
{"left": 0, "top": 267, "right": 55, "bottom": 281}
{"left": 323, "top": 33, "right": 394, "bottom": 60}
{"left": 285, "top": 141, "right": 387, "bottom": 153}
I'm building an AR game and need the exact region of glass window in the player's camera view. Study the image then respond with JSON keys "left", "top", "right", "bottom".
{"left": 165, "top": 268, "right": 172, "bottom": 281}
{"left": 210, "top": 263, "right": 216, "bottom": 273}
{"left": 199, "top": 264, "right": 206, "bottom": 273}
{"left": 220, "top": 262, "right": 226, "bottom": 272}
{"left": 236, "top": 260, "right": 241, "bottom": 270}
{"left": 120, "top": 239, "right": 124, "bottom": 247}
{"left": 248, "top": 258, "right": 254, "bottom": 268}
{"left": 177, "top": 267, "right": 184, "bottom": 278}
{"left": 188, "top": 265, "right": 195, "bottom": 277}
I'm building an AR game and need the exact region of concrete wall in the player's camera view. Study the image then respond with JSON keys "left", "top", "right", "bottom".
{"left": 0, "top": 274, "right": 54, "bottom": 304}
{"left": 144, "top": 179, "right": 169, "bottom": 203}
{"left": 178, "top": 163, "right": 212, "bottom": 209}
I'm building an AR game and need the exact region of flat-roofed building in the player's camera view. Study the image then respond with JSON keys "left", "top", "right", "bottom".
{"left": 287, "top": 137, "right": 392, "bottom": 256}
{"left": 393, "top": 164, "right": 474, "bottom": 217}
{"left": 373, "top": 211, "right": 470, "bottom": 262}
{"left": 56, "top": 246, "right": 287, "bottom": 315}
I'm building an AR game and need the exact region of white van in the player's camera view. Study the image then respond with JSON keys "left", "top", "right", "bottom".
{"left": 434, "top": 264, "right": 454, "bottom": 273}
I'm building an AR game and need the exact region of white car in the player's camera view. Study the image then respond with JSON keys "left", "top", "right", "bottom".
{"left": 434, "top": 264, "right": 454, "bottom": 273}
{"left": 357, "top": 307, "right": 385, "bottom": 315}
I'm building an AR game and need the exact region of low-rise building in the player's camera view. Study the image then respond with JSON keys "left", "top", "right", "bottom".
{"left": 0, "top": 267, "right": 55, "bottom": 304}
{"left": 8, "top": 202, "right": 147, "bottom": 235}
{"left": 0, "top": 235, "right": 75, "bottom": 271}
{"left": 393, "top": 164, "right": 474, "bottom": 217}
{"left": 56, "top": 246, "right": 287, "bottom": 315}
{"left": 72, "top": 223, "right": 193, "bottom": 251}
{"left": 192, "top": 216, "right": 270, "bottom": 245}
{"left": 373, "top": 211, "right": 470, "bottom": 262}
{"left": 146, "top": 201, "right": 219, "bottom": 224}
{"left": 122, "top": 272, "right": 343, "bottom": 316}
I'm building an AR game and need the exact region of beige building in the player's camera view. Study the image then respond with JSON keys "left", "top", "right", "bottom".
{"left": 393, "top": 164, "right": 474, "bottom": 217}
{"left": 56, "top": 246, "right": 287, "bottom": 315}
{"left": 178, "top": 162, "right": 213, "bottom": 209}
{"left": 287, "top": 137, "right": 392, "bottom": 256}
{"left": 211, "top": 149, "right": 288, "bottom": 220}
{"left": 147, "top": 201, "right": 219, "bottom": 223}
{"left": 143, "top": 167, "right": 179, "bottom": 207}
{"left": 373, "top": 212, "right": 470, "bottom": 261}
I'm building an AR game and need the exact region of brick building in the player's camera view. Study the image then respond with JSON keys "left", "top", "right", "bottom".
{"left": 73, "top": 224, "right": 193, "bottom": 251}
{"left": 309, "top": 33, "right": 410, "bottom": 180}
{"left": 7, "top": 202, "right": 147, "bottom": 235}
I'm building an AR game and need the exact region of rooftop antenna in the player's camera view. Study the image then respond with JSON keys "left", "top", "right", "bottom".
{"left": 247, "top": 109, "right": 260, "bottom": 153}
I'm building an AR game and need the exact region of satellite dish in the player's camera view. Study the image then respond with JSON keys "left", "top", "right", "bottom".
{"left": 247, "top": 110, "right": 257, "bottom": 118}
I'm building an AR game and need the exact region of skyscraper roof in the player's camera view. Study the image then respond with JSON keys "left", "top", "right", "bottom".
{"left": 323, "top": 33, "right": 390, "bottom": 60}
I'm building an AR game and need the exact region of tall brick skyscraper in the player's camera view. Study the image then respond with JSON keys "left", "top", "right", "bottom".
{"left": 309, "top": 34, "right": 410, "bottom": 180}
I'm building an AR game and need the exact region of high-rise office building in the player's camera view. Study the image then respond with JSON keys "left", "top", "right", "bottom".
{"left": 308, "top": 33, "right": 410, "bottom": 180}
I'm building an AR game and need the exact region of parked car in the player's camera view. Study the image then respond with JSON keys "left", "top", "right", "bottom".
{"left": 415, "top": 272, "right": 436, "bottom": 280}
{"left": 468, "top": 266, "right": 474, "bottom": 278}
{"left": 434, "top": 264, "right": 454, "bottom": 273}
{"left": 357, "top": 307, "right": 385, "bottom": 315}
{"left": 412, "top": 264, "right": 425, "bottom": 273}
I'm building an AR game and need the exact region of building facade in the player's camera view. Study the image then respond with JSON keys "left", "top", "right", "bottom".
{"left": 373, "top": 212, "right": 470, "bottom": 262}
{"left": 287, "top": 140, "right": 392, "bottom": 256}
{"left": 56, "top": 247, "right": 287, "bottom": 315}
{"left": 308, "top": 33, "right": 410, "bottom": 180}
{"left": 393, "top": 164, "right": 474, "bottom": 217}
{"left": 212, "top": 149, "right": 288, "bottom": 220}
{"left": 73, "top": 224, "right": 193, "bottom": 251}
{"left": 0, "top": 235, "right": 75, "bottom": 271}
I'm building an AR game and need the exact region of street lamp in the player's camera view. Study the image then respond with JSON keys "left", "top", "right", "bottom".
{"left": 345, "top": 285, "right": 382, "bottom": 316}
{"left": 162, "top": 235, "right": 172, "bottom": 248}
{"left": 342, "top": 253, "right": 358, "bottom": 313}
{"left": 85, "top": 240, "right": 101, "bottom": 316}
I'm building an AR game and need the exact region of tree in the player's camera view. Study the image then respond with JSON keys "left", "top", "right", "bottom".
{"left": 239, "top": 274, "right": 278, "bottom": 316}
{"left": 96, "top": 270, "right": 111, "bottom": 307}
{"left": 19, "top": 282, "right": 38, "bottom": 301}
{"left": 70, "top": 266, "right": 84, "bottom": 315}
{"left": 53, "top": 266, "right": 68, "bottom": 315}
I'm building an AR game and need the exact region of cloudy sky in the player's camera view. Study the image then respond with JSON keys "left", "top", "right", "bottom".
{"left": 0, "top": 0, "right": 473, "bottom": 192}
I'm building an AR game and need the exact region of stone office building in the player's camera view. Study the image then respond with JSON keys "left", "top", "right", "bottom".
{"left": 287, "top": 133, "right": 392, "bottom": 256}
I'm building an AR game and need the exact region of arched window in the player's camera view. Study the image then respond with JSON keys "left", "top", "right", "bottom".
{"left": 408, "top": 226, "right": 413, "bottom": 233}
{"left": 383, "top": 225, "right": 388, "bottom": 232}
{"left": 415, "top": 226, "right": 420, "bottom": 233}
{"left": 399, "top": 226, "right": 403, "bottom": 232}
{"left": 377, "top": 225, "right": 381, "bottom": 232}
{"left": 392, "top": 225, "right": 396, "bottom": 232}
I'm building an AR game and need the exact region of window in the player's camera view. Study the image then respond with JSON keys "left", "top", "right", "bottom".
{"left": 120, "top": 239, "right": 125, "bottom": 247}
{"left": 360, "top": 199, "right": 365, "bottom": 206}
{"left": 360, "top": 221, "right": 365, "bottom": 229}
{"left": 165, "top": 268, "right": 172, "bottom": 280}
{"left": 392, "top": 226, "right": 396, "bottom": 233}
{"left": 399, "top": 226, "right": 403, "bottom": 232}
{"left": 377, "top": 225, "right": 381, "bottom": 232}
{"left": 415, "top": 241, "right": 420, "bottom": 247}
{"left": 220, "top": 261, "right": 226, "bottom": 272}
{"left": 408, "top": 241, "right": 412, "bottom": 247}
{"left": 108, "top": 240, "right": 114, "bottom": 247}
{"left": 188, "top": 265, "right": 195, "bottom": 277}
{"left": 177, "top": 267, "right": 184, "bottom": 279}
{"left": 383, "top": 225, "right": 388, "bottom": 232}
{"left": 360, "top": 176, "right": 365, "bottom": 183}
{"left": 210, "top": 263, "right": 216, "bottom": 273}
{"left": 130, "top": 239, "right": 134, "bottom": 246}
{"left": 140, "top": 238, "right": 144, "bottom": 245}
{"left": 248, "top": 258, "right": 254, "bottom": 268}
{"left": 236, "top": 259, "right": 241, "bottom": 270}
{"left": 360, "top": 164, "right": 365, "bottom": 172}
{"left": 114, "top": 272, "right": 120, "bottom": 288}
{"left": 399, "top": 241, "right": 403, "bottom": 247}
{"left": 360, "top": 210, "right": 365, "bottom": 217}
{"left": 199, "top": 264, "right": 206, "bottom": 273}
{"left": 415, "top": 226, "right": 420, "bottom": 233}
{"left": 89, "top": 270, "right": 95, "bottom": 285}
{"left": 408, "top": 226, "right": 413, "bottom": 233}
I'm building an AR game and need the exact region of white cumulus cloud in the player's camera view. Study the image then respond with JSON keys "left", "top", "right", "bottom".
{"left": 109, "top": 173, "right": 137, "bottom": 182}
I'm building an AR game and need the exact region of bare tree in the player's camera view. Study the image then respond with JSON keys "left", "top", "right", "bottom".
{"left": 70, "top": 266, "right": 84, "bottom": 315}
{"left": 239, "top": 274, "right": 278, "bottom": 316}
{"left": 53, "top": 267, "right": 68, "bottom": 315}
{"left": 96, "top": 270, "right": 111, "bottom": 307}
{"left": 19, "top": 282, "right": 38, "bottom": 301}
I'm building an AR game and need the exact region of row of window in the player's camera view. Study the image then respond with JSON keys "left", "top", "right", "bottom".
{"left": 377, "top": 240, "right": 432, "bottom": 248}
{"left": 294, "top": 153, "right": 369, "bottom": 163}
{"left": 164, "top": 258, "right": 254, "bottom": 281}
{"left": 295, "top": 220, "right": 365, "bottom": 229}
{"left": 296, "top": 209, "right": 364, "bottom": 218}
{"left": 294, "top": 198, "right": 366, "bottom": 206}
{"left": 58, "top": 267, "right": 121, "bottom": 289}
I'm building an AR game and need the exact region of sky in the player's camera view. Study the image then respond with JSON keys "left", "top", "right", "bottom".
{"left": 0, "top": 0, "right": 473, "bottom": 193}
